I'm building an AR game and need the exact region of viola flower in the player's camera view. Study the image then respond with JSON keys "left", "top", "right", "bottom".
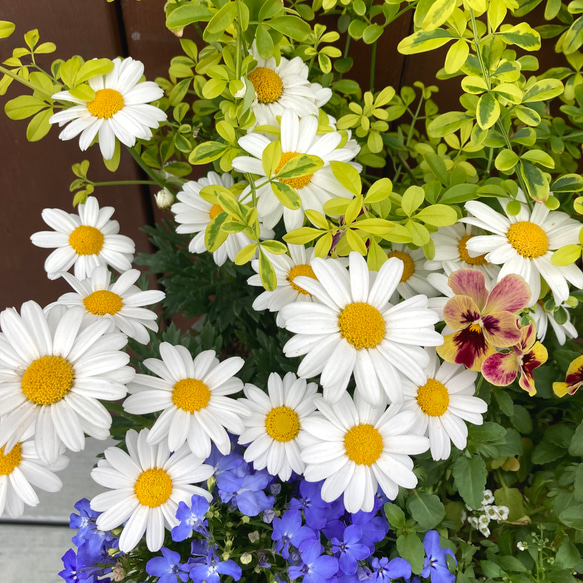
{"left": 30, "top": 196, "right": 135, "bottom": 281}
{"left": 462, "top": 199, "right": 583, "bottom": 307}
{"left": 247, "top": 46, "right": 331, "bottom": 127}
{"left": 421, "top": 530, "right": 456, "bottom": 583}
{"left": 280, "top": 252, "right": 443, "bottom": 405}
{"left": 52, "top": 266, "right": 165, "bottom": 345}
{"left": 238, "top": 372, "right": 317, "bottom": 481}
{"left": 49, "top": 57, "right": 166, "bottom": 160}
{"left": 386, "top": 244, "right": 439, "bottom": 300}
{"left": 482, "top": 322, "right": 548, "bottom": 396}
{"left": 232, "top": 110, "right": 360, "bottom": 232}
{"left": 437, "top": 269, "right": 530, "bottom": 371}
{"left": 553, "top": 354, "right": 583, "bottom": 397}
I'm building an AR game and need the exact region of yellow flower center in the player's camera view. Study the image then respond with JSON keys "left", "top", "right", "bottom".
{"left": 506, "top": 221, "right": 549, "bottom": 259}
{"left": 172, "top": 378, "right": 211, "bottom": 413}
{"left": 469, "top": 323, "right": 482, "bottom": 333}
{"left": 134, "top": 468, "right": 173, "bottom": 507}
{"left": 386, "top": 250, "right": 416, "bottom": 282}
{"left": 338, "top": 302, "right": 386, "bottom": 350}
{"left": 83, "top": 290, "right": 123, "bottom": 315}
{"left": 69, "top": 225, "right": 104, "bottom": 256}
{"left": 276, "top": 151, "right": 313, "bottom": 190}
{"left": 265, "top": 406, "right": 300, "bottom": 442}
{"left": 209, "top": 204, "right": 223, "bottom": 220}
{"left": 87, "top": 88, "right": 125, "bottom": 119}
{"left": 344, "top": 423, "right": 383, "bottom": 466}
{"left": 458, "top": 235, "right": 488, "bottom": 266}
{"left": 0, "top": 443, "right": 23, "bottom": 476}
{"left": 287, "top": 264, "right": 318, "bottom": 295}
{"left": 21, "top": 356, "right": 75, "bottom": 405}
{"left": 248, "top": 67, "right": 283, "bottom": 104}
{"left": 416, "top": 378, "right": 450, "bottom": 417}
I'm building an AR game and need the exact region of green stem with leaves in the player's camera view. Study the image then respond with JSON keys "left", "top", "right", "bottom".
{"left": 0, "top": 65, "right": 53, "bottom": 100}
{"left": 127, "top": 147, "right": 174, "bottom": 194}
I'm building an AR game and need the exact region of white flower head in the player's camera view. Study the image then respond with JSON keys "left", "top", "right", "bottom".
{"left": 232, "top": 110, "right": 361, "bottom": 232}
{"left": 280, "top": 252, "right": 443, "bottom": 406}
{"left": 238, "top": 372, "right": 317, "bottom": 481}
{"left": 0, "top": 302, "right": 134, "bottom": 464}
{"left": 123, "top": 343, "right": 250, "bottom": 459}
{"left": 91, "top": 428, "right": 213, "bottom": 553}
{"left": 532, "top": 302, "right": 577, "bottom": 345}
{"left": 300, "top": 393, "right": 429, "bottom": 513}
{"left": 51, "top": 266, "right": 165, "bottom": 344}
{"left": 30, "top": 196, "right": 135, "bottom": 281}
{"left": 481, "top": 489, "right": 495, "bottom": 506}
{"left": 479, "top": 524, "right": 491, "bottom": 537}
{"left": 401, "top": 348, "right": 487, "bottom": 461}
{"left": 386, "top": 244, "right": 439, "bottom": 300}
{"left": 247, "top": 46, "right": 331, "bottom": 127}
{"left": 462, "top": 199, "right": 583, "bottom": 307}
{"left": 478, "top": 513, "right": 490, "bottom": 526}
{"left": 49, "top": 57, "right": 167, "bottom": 159}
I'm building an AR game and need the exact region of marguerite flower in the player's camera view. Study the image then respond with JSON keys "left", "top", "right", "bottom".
{"left": 0, "top": 430, "right": 68, "bottom": 518}
{"left": 172, "top": 172, "right": 273, "bottom": 266}
{"left": 401, "top": 349, "right": 487, "bottom": 461}
{"left": 300, "top": 393, "right": 429, "bottom": 513}
{"left": 0, "top": 302, "right": 133, "bottom": 464}
{"left": 232, "top": 110, "right": 360, "bottom": 231}
{"left": 532, "top": 301, "right": 577, "bottom": 345}
{"left": 30, "top": 196, "right": 135, "bottom": 280}
{"left": 49, "top": 57, "right": 166, "bottom": 159}
{"left": 123, "top": 344, "right": 249, "bottom": 459}
{"left": 462, "top": 199, "right": 583, "bottom": 307}
{"left": 238, "top": 372, "right": 317, "bottom": 481}
{"left": 90, "top": 428, "right": 213, "bottom": 553}
{"left": 424, "top": 223, "right": 500, "bottom": 287}
{"left": 52, "top": 266, "right": 164, "bottom": 344}
{"left": 280, "top": 252, "right": 443, "bottom": 405}
{"left": 386, "top": 244, "right": 438, "bottom": 300}
{"left": 247, "top": 47, "right": 331, "bottom": 127}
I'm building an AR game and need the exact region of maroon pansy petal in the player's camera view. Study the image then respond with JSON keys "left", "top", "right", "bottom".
{"left": 481, "top": 311, "right": 522, "bottom": 348}
{"left": 437, "top": 327, "right": 495, "bottom": 371}
{"left": 482, "top": 351, "right": 518, "bottom": 386}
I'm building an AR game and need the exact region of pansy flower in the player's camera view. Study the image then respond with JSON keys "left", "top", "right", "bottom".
{"left": 553, "top": 354, "right": 583, "bottom": 397}
{"left": 481, "top": 322, "right": 548, "bottom": 396}
{"left": 437, "top": 269, "right": 530, "bottom": 371}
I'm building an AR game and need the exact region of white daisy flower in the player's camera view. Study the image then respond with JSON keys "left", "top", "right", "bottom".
{"left": 300, "top": 393, "right": 429, "bottom": 513}
{"left": 424, "top": 223, "right": 500, "bottom": 287}
{"left": 238, "top": 372, "right": 317, "bottom": 481}
{"left": 401, "top": 348, "right": 487, "bottom": 461}
{"left": 386, "top": 244, "right": 439, "bottom": 300}
{"left": 30, "top": 196, "right": 135, "bottom": 281}
{"left": 123, "top": 344, "right": 249, "bottom": 459}
{"left": 90, "top": 428, "right": 213, "bottom": 553}
{"left": 0, "top": 430, "right": 68, "bottom": 518}
{"left": 51, "top": 266, "right": 165, "bottom": 345}
{"left": 232, "top": 110, "right": 361, "bottom": 232}
{"left": 49, "top": 57, "right": 166, "bottom": 159}
{"left": 462, "top": 200, "right": 583, "bottom": 307}
{"left": 247, "top": 46, "right": 331, "bottom": 127}
{"left": 0, "top": 302, "right": 134, "bottom": 464}
{"left": 172, "top": 171, "right": 273, "bottom": 266}
{"left": 532, "top": 302, "right": 577, "bottom": 345}
{"left": 280, "top": 252, "right": 443, "bottom": 406}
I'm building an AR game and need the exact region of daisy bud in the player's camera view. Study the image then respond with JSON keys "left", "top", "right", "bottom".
{"left": 155, "top": 188, "right": 175, "bottom": 210}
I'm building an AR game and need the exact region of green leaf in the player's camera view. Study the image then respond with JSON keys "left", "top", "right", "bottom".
{"left": 422, "top": 0, "right": 456, "bottom": 30}
{"left": 439, "top": 184, "right": 479, "bottom": 204}
{"left": 495, "top": 149, "right": 519, "bottom": 172}
{"left": 365, "top": 178, "right": 393, "bottom": 204}
{"left": 384, "top": 502, "right": 406, "bottom": 529}
{"left": 271, "top": 182, "right": 301, "bottom": 210}
{"left": 314, "top": 232, "right": 333, "bottom": 257}
{"left": 206, "top": 2, "right": 237, "bottom": 34}
{"left": 427, "top": 111, "right": 470, "bottom": 138}
{"left": 523, "top": 79, "right": 564, "bottom": 102}
{"left": 559, "top": 506, "right": 583, "bottom": 530}
{"left": 551, "top": 244, "right": 581, "bottom": 266}
{"left": 346, "top": 229, "right": 367, "bottom": 255}
{"left": 406, "top": 220, "right": 430, "bottom": 246}
{"left": 445, "top": 39, "right": 469, "bottom": 74}
{"left": 396, "top": 534, "right": 425, "bottom": 575}
{"left": 284, "top": 227, "right": 323, "bottom": 245}
{"left": 570, "top": 421, "right": 583, "bottom": 456}
{"left": 397, "top": 29, "right": 454, "bottom": 55}
{"left": 424, "top": 152, "right": 448, "bottom": 185}
{"left": 498, "top": 22, "right": 541, "bottom": 50}
{"left": 166, "top": 4, "right": 213, "bottom": 30}
{"left": 103, "top": 139, "right": 121, "bottom": 172}
{"left": 235, "top": 243, "right": 257, "bottom": 265}
{"left": 277, "top": 154, "right": 323, "bottom": 180}
{"left": 256, "top": 23, "right": 274, "bottom": 59}
{"left": 563, "top": 15, "right": 583, "bottom": 54}
{"left": 532, "top": 439, "right": 564, "bottom": 464}
{"left": 415, "top": 204, "right": 457, "bottom": 227}
{"left": 515, "top": 105, "right": 541, "bottom": 126}
{"left": 552, "top": 174, "right": 583, "bottom": 192}
{"left": 401, "top": 186, "right": 425, "bottom": 216}
{"left": 453, "top": 454, "right": 488, "bottom": 509}
{"left": 477, "top": 93, "right": 500, "bottom": 130}
{"left": 5, "top": 95, "right": 47, "bottom": 120}
{"left": 0, "top": 21, "right": 15, "bottom": 39}
{"left": 267, "top": 16, "right": 311, "bottom": 41}
{"left": 333, "top": 79, "right": 361, "bottom": 95}
{"left": 74, "top": 58, "right": 114, "bottom": 86}
{"left": 363, "top": 24, "right": 384, "bottom": 45}
{"left": 556, "top": 537, "right": 581, "bottom": 569}
{"left": 189, "top": 141, "right": 229, "bottom": 165}
{"left": 518, "top": 161, "right": 549, "bottom": 201}
{"left": 330, "top": 161, "right": 361, "bottom": 196}
{"left": 258, "top": 0, "right": 283, "bottom": 21}
{"left": 408, "top": 493, "right": 445, "bottom": 530}
{"left": 355, "top": 218, "right": 394, "bottom": 236}
{"left": 69, "top": 83, "right": 95, "bottom": 101}
{"left": 202, "top": 78, "right": 227, "bottom": 99}
{"left": 204, "top": 211, "right": 228, "bottom": 252}
{"left": 26, "top": 108, "right": 52, "bottom": 142}
{"left": 262, "top": 140, "right": 281, "bottom": 178}
{"left": 258, "top": 248, "right": 277, "bottom": 291}
{"left": 521, "top": 150, "right": 555, "bottom": 169}
{"left": 494, "top": 487, "right": 524, "bottom": 521}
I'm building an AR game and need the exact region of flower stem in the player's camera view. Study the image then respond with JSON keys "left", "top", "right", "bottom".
{"left": 126, "top": 146, "right": 174, "bottom": 194}
{"left": 0, "top": 65, "right": 53, "bottom": 100}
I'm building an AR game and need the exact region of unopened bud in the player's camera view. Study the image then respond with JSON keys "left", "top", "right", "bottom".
{"left": 112, "top": 563, "right": 125, "bottom": 582}
{"left": 240, "top": 553, "right": 252, "bottom": 565}
{"left": 155, "top": 188, "right": 174, "bottom": 210}
{"left": 248, "top": 531, "right": 260, "bottom": 543}
{"left": 241, "top": 516, "right": 250, "bottom": 524}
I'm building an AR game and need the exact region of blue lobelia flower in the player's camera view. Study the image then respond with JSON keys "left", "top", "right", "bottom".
{"left": 288, "top": 540, "right": 339, "bottom": 583}
{"left": 59, "top": 549, "right": 94, "bottom": 583}
{"left": 272, "top": 509, "right": 317, "bottom": 559}
{"left": 69, "top": 498, "right": 115, "bottom": 560}
{"left": 172, "top": 494, "right": 211, "bottom": 542}
{"left": 421, "top": 531, "right": 456, "bottom": 583}
{"left": 219, "top": 469, "right": 275, "bottom": 517}
{"left": 331, "top": 525, "right": 371, "bottom": 575}
{"left": 348, "top": 499, "right": 389, "bottom": 554}
{"left": 146, "top": 547, "right": 190, "bottom": 583}
{"left": 59, "top": 545, "right": 115, "bottom": 583}
{"left": 370, "top": 557, "right": 412, "bottom": 582}
{"left": 189, "top": 548, "right": 242, "bottom": 583}
{"left": 289, "top": 480, "right": 344, "bottom": 530}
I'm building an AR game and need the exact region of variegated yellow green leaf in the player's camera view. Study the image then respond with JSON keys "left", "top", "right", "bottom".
{"left": 493, "top": 83, "right": 523, "bottom": 103}
{"left": 521, "top": 150, "right": 555, "bottom": 169}
{"left": 397, "top": 29, "right": 454, "bottom": 55}
{"left": 235, "top": 243, "right": 258, "bottom": 266}
{"left": 261, "top": 240, "right": 287, "bottom": 255}
{"left": 552, "top": 174, "right": 583, "bottom": 193}
{"left": 205, "top": 212, "right": 228, "bottom": 252}
{"left": 200, "top": 184, "right": 231, "bottom": 204}
{"left": 284, "top": 227, "right": 322, "bottom": 245}
{"left": 276, "top": 154, "right": 323, "bottom": 179}
{"left": 189, "top": 141, "right": 229, "bottom": 164}
{"left": 427, "top": 111, "right": 471, "bottom": 138}
{"left": 445, "top": 40, "right": 469, "bottom": 74}
{"left": 476, "top": 93, "right": 500, "bottom": 130}
{"left": 498, "top": 22, "right": 541, "bottom": 51}
{"left": 305, "top": 210, "right": 329, "bottom": 230}
{"left": 523, "top": 79, "right": 564, "bottom": 102}
{"left": 562, "top": 15, "right": 583, "bottom": 55}
{"left": 262, "top": 140, "right": 281, "bottom": 178}
{"left": 422, "top": 0, "right": 456, "bottom": 31}
{"left": 518, "top": 161, "right": 549, "bottom": 202}
{"left": 514, "top": 105, "right": 541, "bottom": 126}
{"left": 551, "top": 244, "right": 582, "bottom": 266}
{"left": 258, "top": 248, "right": 277, "bottom": 291}
{"left": 271, "top": 182, "right": 301, "bottom": 210}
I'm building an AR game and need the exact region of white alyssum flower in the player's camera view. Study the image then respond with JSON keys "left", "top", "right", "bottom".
{"left": 462, "top": 199, "right": 583, "bottom": 307}
{"left": 123, "top": 344, "right": 249, "bottom": 459}
{"left": 280, "top": 252, "right": 443, "bottom": 406}
{"left": 49, "top": 57, "right": 166, "bottom": 159}
{"left": 0, "top": 302, "right": 134, "bottom": 464}
{"left": 50, "top": 266, "right": 164, "bottom": 345}
{"left": 91, "top": 428, "right": 213, "bottom": 552}
{"left": 238, "top": 372, "right": 317, "bottom": 481}
{"left": 300, "top": 393, "right": 429, "bottom": 513}
{"left": 401, "top": 349, "right": 487, "bottom": 461}
{"left": 232, "top": 110, "right": 360, "bottom": 232}
{"left": 30, "top": 196, "right": 135, "bottom": 280}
